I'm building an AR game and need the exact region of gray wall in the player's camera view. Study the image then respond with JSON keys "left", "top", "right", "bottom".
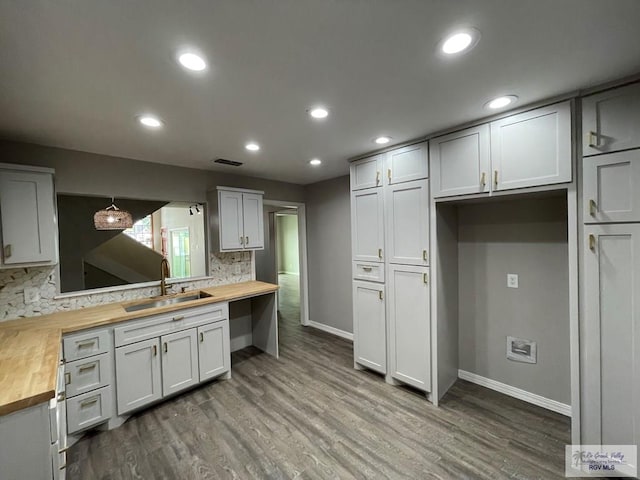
{"left": 0, "top": 140, "right": 306, "bottom": 203}
{"left": 305, "top": 175, "right": 352, "bottom": 334}
{"left": 457, "top": 195, "right": 570, "bottom": 405}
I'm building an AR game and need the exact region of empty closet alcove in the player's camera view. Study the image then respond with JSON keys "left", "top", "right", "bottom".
{"left": 434, "top": 193, "right": 571, "bottom": 415}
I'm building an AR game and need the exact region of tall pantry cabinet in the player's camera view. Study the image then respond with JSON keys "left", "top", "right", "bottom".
{"left": 350, "top": 142, "right": 432, "bottom": 394}
{"left": 580, "top": 82, "right": 640, "bottom": 452}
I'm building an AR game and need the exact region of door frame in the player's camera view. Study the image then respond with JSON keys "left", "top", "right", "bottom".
{"left": 262, "top": 199, "right": 310, "bottom": 326}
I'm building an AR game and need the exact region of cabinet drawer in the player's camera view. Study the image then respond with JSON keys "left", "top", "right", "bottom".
{"left": 63, "top": 329, "right": 110, "bottom": 362}
{"left": 66, "top": 386, "right": 112, "bottom": 434}
{"left": 352, "top": 261, "right": 385, "bottom": 283}
{"left": 114, "top": 303, "right": 229, "bottom": 347}
{"left": 64, "top": 352, "right": 112, "bottom": 398}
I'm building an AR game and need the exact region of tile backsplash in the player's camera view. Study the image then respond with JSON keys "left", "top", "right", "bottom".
{"left": 0, "top": 252, "right": 252, "bottom": 322}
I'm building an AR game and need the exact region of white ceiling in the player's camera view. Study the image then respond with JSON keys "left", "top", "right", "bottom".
{"left": 1, "top": 1, "right": 639, "bottom": 185}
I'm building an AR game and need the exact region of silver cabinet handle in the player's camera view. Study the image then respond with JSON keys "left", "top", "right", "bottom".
{"left": 589, "top": 199, "right": 598, "bottom": 216}
{"left": 78, "top": 363, "right": 96, "bottom": 373}
{"left": 153, "top": 345, "right": 157, "bottom": 356}
{"left": 423, "top": 250, "right": 428, "bottom": 262}
{"left": 588, "top": 131, "right": 600, "bottom": 148}
{"left": 362, "top": 266, "right": 372, "bottom": 272}
{"left": 245, "top": 236, "right": 249, "bottom": 245}
{"left": 378, "top": 248, "right": 383, "bottom": 259}
{"left": 173, "top": 315, "right": 184, "bottom": 321}
{"left": 480, "top": 172, "right": 486, "bottom": 188}
{"left": 80, "top": 397, "right": 98, "bottom": 408}
{"left": 64, "top": 372, "right": 71, "bottom": 385}
{"left": 494, "top": 170, "right": 499, "bottom": 188}
{"left": 76, "top": 340, "right": 96, "bottom": 348}
{"left": 379, "top": 291, "right": 383, "bottom": 301}
{"left": 423, "top": 273, "right": 429, "bottom": 284}
{"left": 589, "top": 234, "right": 596, "bottom": 252}
{"left": 240, "top": 236, "right": 244, "bottom": 245}
{"left": 3, "top": 244, "right": 11, "bottom": 259}
{"left": 376, "top": 171, "right": 380, "bottom": 185}
{"left": 200, "top": 332, "right": 204, "bottom": 342}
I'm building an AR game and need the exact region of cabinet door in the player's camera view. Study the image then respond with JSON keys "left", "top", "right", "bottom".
{"left": 242, "top": 193, "right": 264, "bottom": 249}
{"left": 115, "top": 338, "right": 161, "bottom": 415}
{"left": 198, "top": 320, "right": 230, "bottom": 382}
{"left": 583, "top": 224, "right": 640, "bottom": 449}
{"left": 0, "top": 170, "right": 57, "bottom": 265}
{"left": 351, "top": 188, "right": 385, "bottom": 262}
{"left": 218, "top": 190, "right": 244, "bottom": 250}
{"left": 353, "top": 281, "right": 386, "bottom": 374}
{"left": 350, "top": 154, "right": 383, "bottom": 190}
{"left": 388, "top": 265, "right": 431, "bottom": 391}
{"left": 583, "top": 82, "right": 640, "bottom": 156}
{"left": 491, "top": 101, "right": 572, "bottom": 191}
{"left": 161, "top": 329, "right": 199, "bottom": 397}
{"left": 386, "top": 179, "right": 429, "bottom": 266}
{"left": 386, "top": 143, "right": 428, "bottom": 185}
{"left": 583, "top": 150, "right": 640, "bottom": 223}
{"left": 430, "top": 125, "right": 490, "bottom": 198}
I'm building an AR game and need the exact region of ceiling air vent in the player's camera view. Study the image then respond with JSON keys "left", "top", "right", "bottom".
{"left": 214, "top": 158, "right": 243, "bottom": 167}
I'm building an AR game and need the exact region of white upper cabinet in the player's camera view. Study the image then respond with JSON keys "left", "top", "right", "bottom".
{"left": 583, "top": 150, "right": 640, "bottom": 224}
{"left": 351, "top": 188, "right": 385, "bottom": 263}
{"left": 490, "top": 101, "right": 572, "bottom": 191}
{"left": 350, "top": 154, "right": 383, "bottom": 190}
{"left": 353, "top": 280, "right": 386, "bottom": 374}
{"left": 386, "top": 142, "right": 429, "bottom": 185}
{"left": 387, "top": 264, "right": 431, "bottom": 392}
{"left": 583, "top": 82, "right": 640, "bottom": 156}
{"left": 241, "top": 193, "right": 264, "bottom": 249}
{"left": 218, "top": 187, "right": 264, "bottom": 251}
{"left": 430, "top": 124, "right": 490, "bottom": 198}
{"left": 0, "top": 166, "right": 58, "bottom": 267}
{"left": 385, "top": 179, "right": 429, "bottom": 266}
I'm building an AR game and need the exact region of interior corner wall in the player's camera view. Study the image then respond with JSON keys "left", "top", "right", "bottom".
{"left": 457, "top": 195, "right": 571, "bottom": 405}
{"left": 304, "top": 175, "right": 352, "bottom": 334}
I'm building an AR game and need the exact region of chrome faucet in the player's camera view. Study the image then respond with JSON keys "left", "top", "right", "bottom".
{"left": 160, "top": 257, "right": 171, "bottom": 296}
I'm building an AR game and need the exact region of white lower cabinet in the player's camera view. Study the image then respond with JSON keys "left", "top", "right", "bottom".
{"left": 198, "top": 320, "right": 230, "bottom": 382}
{"left": 353, "top": 281, "right": 386, "bottom": 374}
{"left": 388, "top": 265, "right": 431, "bottom": 391}
{"left": 115, "top": 338, "right": 162, "bottom": 415}
{"left": 115, "top": 314, "right": 231, "bottom": 415}
{"left": 583, "top": 224, "right": 640, "bottom": 449}
{"left": 161, "top": 329, "right": 199, "bottom": 397}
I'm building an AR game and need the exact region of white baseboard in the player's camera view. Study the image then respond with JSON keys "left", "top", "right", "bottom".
{"left": 458, "top": 369, "right": 571, "bottom": 417}
{"left": 307, "top": 320, "right": 353, "bottom": 341}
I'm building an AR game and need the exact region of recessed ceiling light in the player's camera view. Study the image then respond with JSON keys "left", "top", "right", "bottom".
{"left": 485, "top": 95, "right": 518, "bottom": 110}
{"left": 138, "top": 115, "right": 163, "bottom": 128}
{"left": 308, "top": 107, "right": 329, "bottom": 119}
{"left": 178, "top": 52, "right": 207, "bottom": 71}
{"left": 309, "top": 158, "right": 322, "bottom": 166}
{"left": 440, "top": 28, "right": 480, "bottom": 55}
{"left": 245, "top": 142, "right": 260, "bottom": 151}
{"left": 374, "top": 136, "right": 392, "bottom": 145}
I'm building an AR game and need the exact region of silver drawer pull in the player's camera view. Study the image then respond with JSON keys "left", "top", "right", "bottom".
{"left": 59, "top": 446, "right": 71, "bottom": 454}
{"left": 173, "top": 315, "right": 185, "bottom": 321}
{"left": 80, "top": 397, "right": 99, "bottom": 408}
{"left": 64, "top": 373, "right": 71, "bottom": 385}
{"left": 362, "top": 266, "right": 372, "bottom": 272}
{"left": 78, "top": 363, "right": 97, "bottom": 373}
{"left": 76, "top": 340, "right": 96, "bottom": 348}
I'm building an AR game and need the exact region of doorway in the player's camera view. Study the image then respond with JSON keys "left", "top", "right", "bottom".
{"left": 254, "top": 200, "right": 309, "bottom": 327}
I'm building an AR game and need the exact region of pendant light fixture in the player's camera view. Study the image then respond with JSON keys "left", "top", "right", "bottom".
{"left": 94, "top": 198, "right": 133, "bottom": 230}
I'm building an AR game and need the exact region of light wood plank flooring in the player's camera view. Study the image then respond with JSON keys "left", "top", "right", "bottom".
{"left": 67, "top": 275, "right": 571, "bottom": 479}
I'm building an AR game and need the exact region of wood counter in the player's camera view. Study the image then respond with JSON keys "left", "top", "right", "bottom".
{"left": 0, "top": 281, "right": 278, "bottom": 416}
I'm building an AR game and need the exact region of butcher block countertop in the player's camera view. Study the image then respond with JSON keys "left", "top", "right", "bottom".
{"left": 0, "top": 281, "right": 278, "bottom": 416}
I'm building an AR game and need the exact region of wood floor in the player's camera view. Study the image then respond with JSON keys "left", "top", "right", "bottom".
{"left": 67, "top": 274, "right": 571, "bottom": 479}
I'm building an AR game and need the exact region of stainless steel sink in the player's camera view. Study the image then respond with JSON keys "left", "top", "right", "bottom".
{"left": 124, "top": 291, "right": 212, "bottom": 313}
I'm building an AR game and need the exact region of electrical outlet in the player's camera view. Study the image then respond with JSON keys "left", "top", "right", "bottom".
{"left": 507, "top": 273, "right": 519, "bottom": 289}
{"left": 24, "top": 287, "right": 40, "bottom": 304}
